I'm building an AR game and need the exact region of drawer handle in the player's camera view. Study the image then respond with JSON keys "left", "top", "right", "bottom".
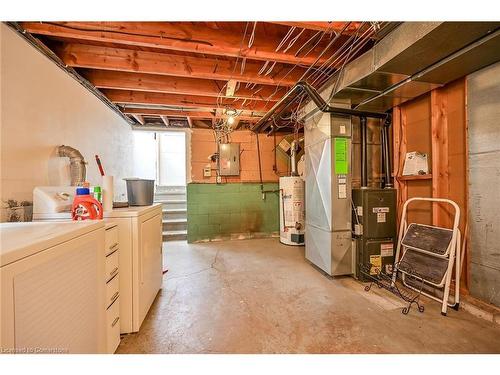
{"left": 109, "top": 267, "right": 119, "bottom": 279}
{"left": 108, "top": 242, "right": 119, "bottom": 251}
{"left": 110, "top": 291, "right": 119, "bottom": 303}
{"left": 111, "top": 316, "right": 120, "bottom": 327}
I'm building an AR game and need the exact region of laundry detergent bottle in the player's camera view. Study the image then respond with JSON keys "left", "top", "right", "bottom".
{"left": 72, "top": 187, "right": 103, "bottom": 220}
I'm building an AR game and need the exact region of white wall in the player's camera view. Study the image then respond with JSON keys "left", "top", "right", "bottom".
{"left": 0, "top": 23, "right": 155, "bottom": 205}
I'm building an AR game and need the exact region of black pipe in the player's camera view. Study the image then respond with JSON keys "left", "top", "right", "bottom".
{"left": 255, "top": 132, "right": 279, "bottom": 199}
{"left": 382, "top": 117, "right": 393, "bottom": 188}
{"left": 252, "top": 81, "right": 388, "bottom": 133}
{"left": 380, "top": 123, "right": 387, "bottom": 188}
{"left": 360, "top": 117, "right": 368, "bottom": 188}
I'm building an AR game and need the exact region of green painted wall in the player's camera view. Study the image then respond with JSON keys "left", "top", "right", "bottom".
{"left": 187, "top": 182, "right": 279, "bottom": 243}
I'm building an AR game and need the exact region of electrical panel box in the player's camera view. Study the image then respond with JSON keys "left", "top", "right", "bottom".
{"left": 352, "top": 188, "right": 397, "bottom": 281}
{"left": 219, "top": 143, "right": 240, "bottom": 176}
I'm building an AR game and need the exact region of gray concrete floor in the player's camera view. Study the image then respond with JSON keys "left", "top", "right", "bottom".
{"left": 117, "top": 238, "right": 500, "bottom": 354}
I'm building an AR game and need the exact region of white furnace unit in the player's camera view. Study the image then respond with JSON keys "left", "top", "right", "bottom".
{"left": 304, "top": 113, "right": 354, "bottom": 276}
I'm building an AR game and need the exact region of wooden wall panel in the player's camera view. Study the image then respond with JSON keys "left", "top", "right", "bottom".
{"left": 399, "top": 94, "right": 433, "bottom": 226}
{"left": 392, "top": 77, "right": 469, "bottom": 290}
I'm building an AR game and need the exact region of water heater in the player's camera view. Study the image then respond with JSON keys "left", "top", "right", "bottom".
{"left": 279, "top": 176, "right": 305, "bottom": 245}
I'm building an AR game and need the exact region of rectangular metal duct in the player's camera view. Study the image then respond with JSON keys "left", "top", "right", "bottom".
{"left": 306, "top": 22, "right": 500, "bottom": 114}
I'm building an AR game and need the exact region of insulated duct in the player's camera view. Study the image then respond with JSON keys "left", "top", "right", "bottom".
{"left": 317, "top": 22, "right": 500, "bottom": 113}
{"left": 57, "top": 145, "right": 87, "bottom": 186}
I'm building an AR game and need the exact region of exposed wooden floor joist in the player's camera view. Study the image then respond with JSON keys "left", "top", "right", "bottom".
{"left": 56, "top": 43, "right": 307, "bottom": 86}
{"left": 83, "top": 70, "right": 285, "bottom": 101}
{"left": 21, "top": 21, "right": 350, "bottom": 66}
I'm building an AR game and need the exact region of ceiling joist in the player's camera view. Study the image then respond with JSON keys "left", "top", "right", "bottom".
{"left": 105, "top": 89, "right": 274, "bottom": 112}
{"left": 269, "top": 22, "right": 361, "bottom": 33}
{"left": 83, "top": 70, "right": 284, "bottom": 101}
{"left": 21, "top": 21, "right": 343, "bottom": 66}
{"left": 122, "top": 107, "right": 261, "bottom": 122}
{"left": 56, "top": 43, "right": 305, "bottom": 86}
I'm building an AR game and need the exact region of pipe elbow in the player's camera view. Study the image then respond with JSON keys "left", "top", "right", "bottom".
{"left": 57, "top": 145, "right": 87, "bottom": 186}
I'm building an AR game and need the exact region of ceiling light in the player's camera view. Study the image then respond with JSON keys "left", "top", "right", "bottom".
{"left": 225, "top": 108, "right": 237, "bottom": 116}
{"left": 227, "top": 116, "right": 235, "bottom": 125}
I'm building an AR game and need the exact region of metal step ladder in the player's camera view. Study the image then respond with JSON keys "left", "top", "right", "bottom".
{"left": 392, "top": 197, "right": 463, "bottom": 316}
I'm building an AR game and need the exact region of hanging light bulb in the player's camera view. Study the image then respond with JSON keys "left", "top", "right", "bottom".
{"left": 227, "top": 116, "right": 235, "bottom": 125}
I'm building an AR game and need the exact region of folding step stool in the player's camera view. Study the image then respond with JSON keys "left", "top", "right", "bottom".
{"left": 391, "top": 198, "right": 462, "bottom": 316}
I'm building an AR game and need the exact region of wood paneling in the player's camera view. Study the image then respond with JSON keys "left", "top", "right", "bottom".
{"left": 393, "top": 78, "right": 469, "bottom": 290}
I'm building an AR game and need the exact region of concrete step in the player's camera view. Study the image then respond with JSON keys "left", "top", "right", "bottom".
{"left": 162, "top": 218, "right": 187, "bottom": 231}
{"left": 155, "top": 192, "right": 187, "bottom": 201}
{"left": 154, "top": 199, "right": 187, "bottom": 210}
{"left": 156, "top": 185, "right": 186, "bottom": 194}
{"left": 162, "top": 208, "right": 187, "bottom": 220}
{"left": 163, "top": 229, "right": 187, "bottom": 241}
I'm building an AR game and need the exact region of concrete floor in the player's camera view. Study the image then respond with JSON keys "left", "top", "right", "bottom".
{"left": 117, "top": 238, "right": 500, "bottom": 354}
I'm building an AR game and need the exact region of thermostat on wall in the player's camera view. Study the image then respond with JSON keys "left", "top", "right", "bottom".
{"left": 203, "top": 165, "right": 212, "bottom": 177}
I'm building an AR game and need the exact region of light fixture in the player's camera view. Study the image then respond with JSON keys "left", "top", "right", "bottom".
{"left": 227, "top": 116, "right": 235, "bottom": 125}
{"left": 225, "top": 108, "right": 237, "bottom": 117}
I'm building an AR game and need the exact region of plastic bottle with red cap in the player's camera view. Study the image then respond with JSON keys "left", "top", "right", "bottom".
{"left": 72, "top": 186, "right": 103, "bottom": 220}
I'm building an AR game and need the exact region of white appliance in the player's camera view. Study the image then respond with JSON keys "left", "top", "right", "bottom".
{"left": 0, "top": 221, "right": 106, "bottom": 353}
{"left": 33, "top": 186, "right": 163, "bottom": 333}
{"left": 279, "top": 176, "right": 305, "bottom": 245}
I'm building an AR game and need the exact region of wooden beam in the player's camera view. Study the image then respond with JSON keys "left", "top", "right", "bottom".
{"left": 105, "top": 89, "right": 273, "bottom": 112}
{"left": 122, "top": 107, "right": 261, "bottom": 122}
{"left": 431, "top": 89, "right": 450, "bottom": 228}
{"left": 160, "top": 115, "right": 170, "bottom": 126}
{"left": 269, "top": 21, "right": 361, "bottom": 33}
{"left": 21, "top": 21, "right": 338, "bottom": 66}
{"left": 83, "top": 70, "right": 284, "bottom": 101}
{"left": 57, "top": 43, "right": 304, "bottom": 86}
{"left": 132, "top": 114, "right": 145, "bottom": 125}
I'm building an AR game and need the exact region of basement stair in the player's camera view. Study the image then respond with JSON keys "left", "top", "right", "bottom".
{"left": 155, "top": 186, "right": 187, "bottom": 241}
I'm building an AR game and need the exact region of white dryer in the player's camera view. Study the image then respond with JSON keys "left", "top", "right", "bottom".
{"left": 32, "top": 186, "right": 163, "bottom": 333}
{"left": 0, "top": 221, "right": 106, "bottom": 353}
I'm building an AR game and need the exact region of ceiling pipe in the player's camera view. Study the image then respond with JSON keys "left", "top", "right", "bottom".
{"left": 360, "top": 117, "right": 368, "bottom": 188}
{"left": 251, "top": 81, "right": 389, "bottom": 133}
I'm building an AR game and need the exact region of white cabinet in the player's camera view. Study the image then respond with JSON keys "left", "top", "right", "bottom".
{"left": 104, "top": 204, "right": 163, "bottom": 333}
{"left": 137, "top": 214, "right": 163, "bottom": 327}
{"left": 0, "top": 221, "right": 106, "bottom": 354}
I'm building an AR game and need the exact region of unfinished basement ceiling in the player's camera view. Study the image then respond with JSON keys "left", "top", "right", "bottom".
{"left": 13, "top": 21, "right": 396, "bottom": 130}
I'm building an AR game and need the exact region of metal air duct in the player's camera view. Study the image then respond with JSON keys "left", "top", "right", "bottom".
{"left": 57, "top": 145, "right": 86, "bottom": 186}
{"left": 318, "top": 22, "right": 500, "bottom": 113}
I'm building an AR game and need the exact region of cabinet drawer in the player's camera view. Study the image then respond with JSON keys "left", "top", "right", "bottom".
{"left": 105, "top": 226, "right": 119, "bottom": 256}
{"left": 106, "top": 274, "right": 120, "bottom": 308}
{"left": 105, "top": 250, "right": 119, "bottom": 282}
{"left": 106, "top": 298, "right": 120, "bottom": 354}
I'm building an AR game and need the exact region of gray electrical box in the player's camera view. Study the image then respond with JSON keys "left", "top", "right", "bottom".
{"left": 219, "top": 143, "right": 240, "bottom": 176}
